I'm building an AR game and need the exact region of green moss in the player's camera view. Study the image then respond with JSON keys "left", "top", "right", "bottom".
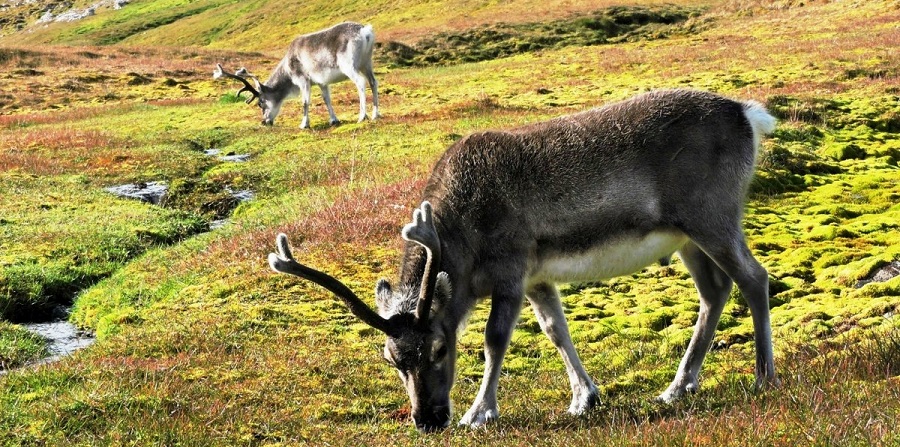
{"left": 0, "top": 174, "right": 207, "bottom": 321}
{"left": 1, "top": 0, "right": 900, "bottom": 444}
{"left": 822, "top": 142, "right": 867, "bottom": 161}
{"left": 0, "top": 321, "right": 47, "bottom": 370}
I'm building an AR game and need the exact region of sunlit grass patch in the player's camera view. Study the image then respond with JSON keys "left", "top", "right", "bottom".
{"left": 0, "top": 0, "right": 899, "bottom": 444}
{"left": 0, "top": 173, "right": 207, "bottom": 321}
{"left": 0, "top": 321, "right": 47, "bottom": 370}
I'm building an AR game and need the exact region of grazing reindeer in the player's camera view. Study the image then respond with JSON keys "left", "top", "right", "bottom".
{"left": 269, "top": 89, "right": 778, "bottom": 432}
{"left": 214, "top": 22, "right": 379, "bottom": 128}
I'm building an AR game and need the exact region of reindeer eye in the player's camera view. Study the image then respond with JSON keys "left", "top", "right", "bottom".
{"left": 433, "top": 344, "right": 448, "bottom": 362}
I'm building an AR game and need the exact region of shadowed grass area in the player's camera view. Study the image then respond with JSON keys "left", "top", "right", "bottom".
{"left": 377, "top": 4, "right": 707, "bottom": 67}
{"left": 0, "top": 0, "right": 899, "bottom": 444}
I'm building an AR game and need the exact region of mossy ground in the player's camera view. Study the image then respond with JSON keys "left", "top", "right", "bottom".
{"left": 1, "top": 0, "right": 899, "bottom": 445}
{"left": 0, "top": 321, "right": 47, "bottom": 369}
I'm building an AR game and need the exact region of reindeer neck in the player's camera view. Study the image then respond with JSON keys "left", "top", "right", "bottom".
{"left": 264, "top": 60, "right": 298, "bottom": 99}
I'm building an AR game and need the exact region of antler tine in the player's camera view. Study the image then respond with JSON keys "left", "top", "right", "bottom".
{"left": 234, "top": 67, "right": 262, "bottom": 104}
{"left": 268, "top": 233, "right": 400, "bottom": 337}
{"left": 213, "top": 63, "right": 260, "bottom": 104}
{"left": 401, "top": 201, "right": 442, "bottom": 326}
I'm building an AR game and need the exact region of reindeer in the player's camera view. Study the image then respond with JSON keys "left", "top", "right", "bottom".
{"left": 269, "top": 89, "right": 779, "bottom": 432}
{"left": 214, "top": 22, "right": 379, "bottom": 128}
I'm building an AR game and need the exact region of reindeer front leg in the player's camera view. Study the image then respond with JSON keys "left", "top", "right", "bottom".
{"left": 299, "top": 79, "right": 312, "bottom": 129}
{"left": 526, "top": 282, "right": 599, "bottom": 414}
{"left": 460, "top": 282, "right": 524, "bottom": 427}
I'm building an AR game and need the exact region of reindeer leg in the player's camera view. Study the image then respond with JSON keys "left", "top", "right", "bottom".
{"left": 658, "top": 241, "right": 732, "bottom": 402}
{"left": 320, "top": 84, "right": 340, "bottom": 126}
{"left": 460, "top": 282, "right": 524, "bottom": 427}
{"left": 299, "top": 80, "right": 312, "bottom": 129}
{"left": 364, "top": 66, "right": 380, "bottom": 120}
{"left": 694, "top": 232, "right": 777, "bottom": 390}
{"left": 526, "top": 282, "right": 599, "bottom": 415}
{"left": 347, "top": 72, "right": 369, "bottom": 123}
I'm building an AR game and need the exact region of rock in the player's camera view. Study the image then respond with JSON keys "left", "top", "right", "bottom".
{"left": 856, "top": 260, "right": 900, "bottom": 288}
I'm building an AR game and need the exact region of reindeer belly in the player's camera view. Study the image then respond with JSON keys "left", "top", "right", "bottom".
{"left": 309, "top": 67, "right": 349, "bottom": 85}
{"left": 529, "top": 231, "right": 688, "bottom": 284}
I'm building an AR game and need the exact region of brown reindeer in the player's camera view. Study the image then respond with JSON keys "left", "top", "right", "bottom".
{"left": 270, "top": 89, "right": 778, "bottom": 431}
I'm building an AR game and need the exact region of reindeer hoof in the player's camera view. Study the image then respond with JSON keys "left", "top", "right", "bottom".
{"left": 329, "top": 119, "right": 341, "bottom": 126}
{"left": 567, "top": 386, "right": 600, "bottom": 415}
{"left": 459, "top": 408, "right": 498, "bottom": 428}
{"left": 754, "top": 374, "right": 781, "bottom": 391}
{"left": 656, "top": 381, "right": 698, "bottom": 404}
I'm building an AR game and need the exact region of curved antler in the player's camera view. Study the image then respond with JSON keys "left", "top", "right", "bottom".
{"left": 401, "top": 201, "right": 443, "bottom": 327}
{"left": 268, "top": 233, "right": 400, "bottom": 337}
{"left": 213, "top": 63, "right": 260, "bottom": 104}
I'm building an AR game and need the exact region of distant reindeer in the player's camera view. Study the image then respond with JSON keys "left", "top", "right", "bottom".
{"left": 214, "top": 22, "right": 380, "bottom": 128}
{"left": 269, "top": 89, "right": 779, "bottom": 432}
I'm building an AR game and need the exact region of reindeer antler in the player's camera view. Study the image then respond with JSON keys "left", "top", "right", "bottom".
{"left": 213, "top": 63, "right": 261, "bottom": 104}
{"left": 401, "top": 201, "right": 443, "bottom": 327}
{"left": 268, "top": 233, "right": 400, "bottom": 337}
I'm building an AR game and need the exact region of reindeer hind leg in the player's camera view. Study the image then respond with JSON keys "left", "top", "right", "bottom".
{"left": 319, "top": 84, "right": 340, "bottom": 126}
{"left": 678, "top": 225, "right": 777, "bottom": 395}
{"left": 364, "top": 66, "right": 380, "bottom": 120}
{"left": 658, "top": 241, "right": 732, "bottom": 403}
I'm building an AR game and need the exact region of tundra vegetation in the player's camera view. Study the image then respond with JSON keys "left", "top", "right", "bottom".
{"left": 0, "top": 0, "right": 898, "bottom": 445}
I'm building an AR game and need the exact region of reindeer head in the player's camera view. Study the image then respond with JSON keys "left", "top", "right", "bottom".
{"left": 268, "top": 202, "right": 456, "bottom": 432}
{"left": 213, "top": 64, "right": 283, "bottom": 126}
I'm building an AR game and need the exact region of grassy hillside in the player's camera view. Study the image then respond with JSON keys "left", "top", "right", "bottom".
{"left": 0, "top": 0, "right": 707, "bottom": 51}
{"left": 1, "top": 0, "right": 899, "bottom": 445}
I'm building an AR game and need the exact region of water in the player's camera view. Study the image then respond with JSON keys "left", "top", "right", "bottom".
{"left": 0, "top": 321, "right": 95, "bottom": 374}
{"left": 23, "top": 321, "right": 95, "bottom": 361}
{"left": 104, "top": 181, "right": 168, "bottom": 204}
{"left": 205, "top": 148, "right": 251, "bottom": 162}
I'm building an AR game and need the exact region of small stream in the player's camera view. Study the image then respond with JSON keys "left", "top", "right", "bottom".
{"left": 23, "top": 321, "right": 95, "bottom": 362}
{"left": 1, "top": 320, "right": 95, "bottom": 375}
{"left": 3, "top": 150, "right": 252, "bottom": 373}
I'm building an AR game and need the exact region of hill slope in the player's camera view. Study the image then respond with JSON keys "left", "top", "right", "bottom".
{"left": 1, "top": 0, "right": 899, "bottom": 445}
{"left": 0, "top": 0, "right": 707, "bottom": 51}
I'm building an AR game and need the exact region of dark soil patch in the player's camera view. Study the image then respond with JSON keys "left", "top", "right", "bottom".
{"left": 162, "top": 178, "right": 252, "bottom": 221}
{"left": 376, "top": 5, "right": 706, "bottom": 67}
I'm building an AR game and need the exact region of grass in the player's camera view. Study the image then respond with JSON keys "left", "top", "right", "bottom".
{"left": 377, "top": 4, "right": 708, "bottom": 67}
{"left": 0, "top": 322, "right": 47, "bottom": 369}
{"left": 0, "top": 0, "right": 899, "bottom": 444}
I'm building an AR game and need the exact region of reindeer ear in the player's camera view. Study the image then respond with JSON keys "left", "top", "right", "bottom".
{"left": 433, "top": 272, "right": 452, "bottom": 309}
{"left": 375, "top": 278, "right": 393, "bottom": 314}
